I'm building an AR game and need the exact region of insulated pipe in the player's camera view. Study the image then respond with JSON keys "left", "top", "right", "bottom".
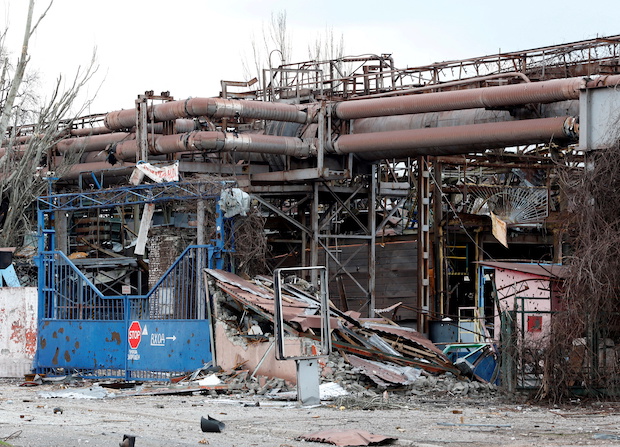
{"left": 187, "top": 132, "right": 315, "bottom": 157}
{"left": 333, "top": 74, "right": 620, "bottom": 120}
{"left": 82, "top": 131, "right": 315, "bottom": 163}
{"left": 3, "top": 119, "right": 198, "bottom": 150}
{"left": 104, "top": 97, "right": 309, "bottom": 130}
{"left": 331, "top": 116, "right": 577, "bottom": 161}
{"left": 70, "top": 119, "right": 197, "bottom": 136}
{"left": 351, "top": 101, "right": 579, "bottom": 134}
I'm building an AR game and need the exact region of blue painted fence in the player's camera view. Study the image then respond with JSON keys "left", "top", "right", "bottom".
{"left": 35, "top": 246, "right": 218, "bottom": 380}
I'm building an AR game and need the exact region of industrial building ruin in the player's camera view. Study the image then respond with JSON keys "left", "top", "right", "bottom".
{"left": 2, "top": 34, "right": 620, "bottom": 398}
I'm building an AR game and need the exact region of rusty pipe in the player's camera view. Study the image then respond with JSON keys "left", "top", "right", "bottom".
{"left": 60, "top": 161, "right": 136, "bottom": 180}
{"left": 56, "top": 133, "right": 134, "bottom": 153}
{"left": 331, "top": 116, "right": 578, "bottom": 160}
{"left": 349, "top": 72, "right": 532, "bottom": 100}
{"left": 104, "top": 98, "right": 308, "bottom": 130}
{"left": 333, "top": 75, "right": 620, "bottom": 120}
{"left": 4, "top": 119, "right": 198, "bottom": 150}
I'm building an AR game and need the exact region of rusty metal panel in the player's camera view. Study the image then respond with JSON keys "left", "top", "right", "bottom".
{"left": 0, "top": 287, "right": 37, "bottom": 377}
{"left": 36, "top": 320, "right": 212, "bottom": 375}
{"left": 37, "top": 321, "right": 125, "bottom": 373}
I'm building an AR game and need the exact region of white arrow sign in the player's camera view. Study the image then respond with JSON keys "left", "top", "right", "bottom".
{"left": 166, "top": 335, "right": 177, "bottom": 341}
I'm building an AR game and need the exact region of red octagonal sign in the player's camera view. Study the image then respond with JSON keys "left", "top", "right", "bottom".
{"left": 128, "top": 321, "right": 142, "bottom": 349}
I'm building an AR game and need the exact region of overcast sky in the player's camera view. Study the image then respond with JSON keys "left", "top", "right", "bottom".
{"left": 2, "top": 0, "right": 619, "bottom": 114}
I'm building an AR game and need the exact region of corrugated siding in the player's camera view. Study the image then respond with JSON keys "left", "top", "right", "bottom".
{"left": 324, "top": 238, "right": 418, "bottom": 320}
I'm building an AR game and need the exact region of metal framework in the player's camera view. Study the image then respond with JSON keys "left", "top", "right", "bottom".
{"left": 34, "top": 181, "right": 232, "bottom": 379}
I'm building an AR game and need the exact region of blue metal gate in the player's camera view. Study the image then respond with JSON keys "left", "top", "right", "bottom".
{"left": 34, "top": 181, "right": 232, "bottom": 380}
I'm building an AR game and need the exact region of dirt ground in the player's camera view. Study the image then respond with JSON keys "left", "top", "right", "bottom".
{"left": 1, "top": 380, "right": 620, "bottom": 447}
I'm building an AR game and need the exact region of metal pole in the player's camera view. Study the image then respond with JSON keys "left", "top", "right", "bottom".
{"left": 135, "top": 95, "right": 148, "bottom": 162}
{"left": 433, "top": 159, "right": 444, "bottom": 317}
{"left": 196, "top": 188, "right": 206, "bottom": 318}
{"left": 368, "top": 164, "right": 377, "bottom": 317}
{"left": 417, "top": 156, "right": 431, "bottom": 333}
{"left": 311, "top": 182, "right": 319, "bottom": 283}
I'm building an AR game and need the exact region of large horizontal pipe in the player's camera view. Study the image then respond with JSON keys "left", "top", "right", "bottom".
{"left": 351, "top": 101, "right": 579, "bottom": 134}
{"left": 4, "top": 119, "right": 199, "bottom": 152}
{"left": 104, "top": 98, "right": 309, "bottom": 130}
{"left": 81, "top": 131, "right": 315, "bottom": 163}
{"left": 69, "top": 118, "right": 197, "bottom": 137}
{"left": 331, "top": 116, "right": 577, "bottom": 160}
{"left": 59, "top": 161, "right": 136, "bottom": 180}
{"left": 56, "top": 133, "right": 134, "bottom": 153}
{"left": 334, "top": 75, "right": 620, "bottom": 120}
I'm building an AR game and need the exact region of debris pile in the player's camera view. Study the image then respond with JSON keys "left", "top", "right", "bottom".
{"left": 204, "top": 269, "right": 498, "bottom": 399}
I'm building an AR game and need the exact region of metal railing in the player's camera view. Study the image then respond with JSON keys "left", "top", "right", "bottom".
{"left": 40, "top": 245, "right": 216, "bottom": 322}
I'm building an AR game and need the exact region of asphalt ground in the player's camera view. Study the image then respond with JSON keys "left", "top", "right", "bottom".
{"left": 1, "top": 381, "right": 620, "bottom": 447}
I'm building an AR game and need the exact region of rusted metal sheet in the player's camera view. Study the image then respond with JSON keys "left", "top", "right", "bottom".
{"left": 207, "top": 269, "right": 311, "bottom": 322}
{"left": 298, "top": 429, "right": 397, "bottom": 446}
{"left": 348, "top": 354, "right": 420, "bottom": 386}
{"left": 364, "top": 322, "right": 448, "bottom": 359}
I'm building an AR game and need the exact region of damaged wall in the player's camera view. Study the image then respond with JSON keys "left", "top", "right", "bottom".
{"left": 214, "top": 321, "right": 310, "bottom": 384}
{"left": 489, "top": 265, "right": 564, "bottom": 344}
{"left": 0, "top": 287, "right": 37, "bottom": 377}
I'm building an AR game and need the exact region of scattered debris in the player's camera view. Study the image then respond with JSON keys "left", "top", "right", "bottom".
{"left": 200, "top": 415, "right": 225, "bottom": 433}
{"left": 297, "top": 429, "right": 396, "bottom": 446}
{"left": 37, "top": 385, "right": 114, "bottom": 399}
{"left": 437, "top": 422, "right": 511, "bottom": 428}
{"left": 119, "top": 434, "right": 136, "bottom": 447}
{"left": 593, "top": 433, "right": 620, "bottom": 440}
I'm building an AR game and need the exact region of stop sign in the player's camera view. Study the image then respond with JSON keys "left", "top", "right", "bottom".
{"left": 128, "top": 321, "right": 142, "bottom": 349}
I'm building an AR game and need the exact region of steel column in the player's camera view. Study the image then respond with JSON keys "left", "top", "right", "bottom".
{"left": 433, "top": 160, "right": 445, "bottom": 317}
{"left": 368, "top": 164, "right": 377, "bottom": 317}
{"left": 136, "top": 96, "right": 148, "bottom": 162}
{"left": 417, "top": 157, "right": 431, "bottom": 333}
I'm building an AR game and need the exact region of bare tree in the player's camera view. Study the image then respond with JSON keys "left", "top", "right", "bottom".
{"left": 0, "top": 0, "right": 97, "bottom": 248}
{"left": 242, "top": 10, "right": 292, "bottom": 91}
{"left": 0, "top": 0, "right": 52, "bottom": 139}
{"left": 308, "top": 26, "right": 344, "bottom": 63}
{"left": 242, "top": 11, "right": 346, "bottom": 96}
